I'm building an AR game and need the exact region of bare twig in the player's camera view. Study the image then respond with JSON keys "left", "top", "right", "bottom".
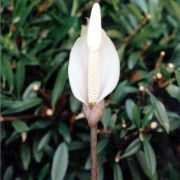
{"left": 114, "top": 123, "right": 157, "bottom": 162}
{"left": 34, "top": 88, "right": 51, "bottom": 107}
{"left": 117, "top": 15, "right": 151, "bottom": 48}
{"left": 97, "top": 129, "right": 112, "bottom": 136}
{"left": 155, "top": 51, "right": 165, "bottom": 70}
{"left": 141, "top": 41, "right": 152, "bottom": 58}
{"left": 159, "top": 78, "right": 176, "bottom": 89}
{"left": 0, "top": 114, "right": 48, "bottom": 122}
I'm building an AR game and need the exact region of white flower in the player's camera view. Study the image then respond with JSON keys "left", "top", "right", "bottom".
{"left": 68, "top": 3, "right": 120, "bottom": 105}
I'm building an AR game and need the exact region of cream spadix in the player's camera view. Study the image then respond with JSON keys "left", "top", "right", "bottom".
{"left": 68, "top": 3, "right": 120, "bottom": 105}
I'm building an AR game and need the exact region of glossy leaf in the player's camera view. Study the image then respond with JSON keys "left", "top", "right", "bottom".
{"left": 175, "top": 70, "right": 180, "bottom": 88}
{"left": 121, "top": 138, "right": 141, "bottom": 158}
{"left": 38, "top": 132, "right": 51, "bottom": 151}
{"left": 101, "top": 108, "right": 111, "bottom": 129}
{"left": 113, "top": 164, "right": 123, "bottom": 180}
{"left": 3, "top": 166, "right": 13, "bottom": 180}
{"left": 51, "top": 142, "right": 69, "bottom": 180}
{"left": 58, "top": 123, "right": 71, "bottom": 143}
{"left": 128, "top": 51, "right": 140, "bottom": 70}
{"left": 2, "top": 98, "right": 42, "bottom": 115}
{"left": 166, "top": 84, "right": 180, "bottom": 101}
{"left": 33, "top": 138, "right": 43, "bottom": 163}
{"left": 21, "top": 144, "right": 31, "bottom": 170}
{"left": 70, "top": 94, "right": 81, "bottom": 113}
{"left": 1, "top": 53, "right": 14, "bottom": 90}
{"left": 97, "top": 138, "right": 109, "bottom": 154}
{"left": 12, "top": 120, "right": 29, "bottom": 133}
{"left": 143, "top": 137, "right": 156, "bottom": 175}
{"left": 38, "top": 163, "right": 50, "bottom": 180}
{"left": 136, "top": 151, "right": 158, "bottom": 180}
{"left": 125, "top": 99, "right": 141, "bottom": 127}
{"left": 150, "top": 94, "right": 170, "bottom": 133}
{"left": 51, "top": 62, "right": 68, "bottom": 108}
{"left": 15, "top": 60, "right": 25, "bottom": 98}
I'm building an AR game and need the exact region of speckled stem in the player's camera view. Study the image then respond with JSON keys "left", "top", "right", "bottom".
{"left": 90, "top": 125, "right": 97, "bottom": 180}
{"left": 82, "top": 101, "right": 104, "bottom": 180}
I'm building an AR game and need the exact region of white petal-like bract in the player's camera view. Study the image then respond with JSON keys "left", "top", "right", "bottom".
{"left": 98, "top": 30, "right": 120, "bottom": 102}
{"left": 68, "top": 35, "right": 88, "bottom": 104}
{"left": 68, "top": 3, "right": 120, "bottom": 105}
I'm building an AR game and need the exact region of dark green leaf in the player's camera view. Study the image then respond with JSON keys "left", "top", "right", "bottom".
{"left": 166, "top": 84, "right": 180, "bottom": 101}
{"left": 1, "top": 53, "right": 14, "bottom": 90}
{"left": 68, "top": 141, "right": 87, "bottom": 151}
{"left": 150, "top": 94, "right": 170, "bottom": 133}
{"left": 33, "top": 138, "right": 43, "bottom": 163}
{"left": 136, "top": 151, "right": 158, "bottom": 179}
{"left": 58, "top": 123, "right": 71, "bottom": 143}
{"left": 51, "top": 142, "right": 69, "bottom": 180}
{"left": 38, "top": 163, "right": 50, "bottom": 180}
{"left": 2, "top": 98, "right": 42, "bottom": 115}
{"left": 70, "top": 94, "right": 81, "bottom": 113}
{"left": 97, "top": 138, "right": 109, "bottom": 154}
{"left": 128, "top": 51, "right": 140, "bottom": 70}
{"left": 112, "top": 81, "right": 128, "bottom": 102}
{"left": 127, "top": 159, "right": 141, "bottom": 180}
{"left": 30, "top": 120, "right": 51, "bottom": 130}
{"left": 143, "top": 137, "right": 156, "bottom": 175}
{"left": 21, "top": 144, "right": 31, "bottom": 170}
{"left": 38, "top": 132, "right": 51, "bottom": 151}
{"left": 102, "top": 108, "right": 111, "bottom": 129}
{"left": 15, "top": 60, "right": 25, "bottom": 98}
{"left": 121, "top": 138, "right": 141, "bottom": 158}
{"left": 51, "top": 62, "right": 68, "bottom": 108}
{"left": 125, "top": 99, "right": 141, "bottom": 127}
{"left": 3, "top": 166, "right": 13, "bottom": 180}
{"left": 131, "top": 0, "right": 148, "bottom": 13}
{"left": 12, "top": 120, "right": 29, "bottom": 133}
{"left": 114, "top": 164, "right": 123, "bottom": 180}
{"left": 175, "top": 70, "right": 180, "bottom": 88}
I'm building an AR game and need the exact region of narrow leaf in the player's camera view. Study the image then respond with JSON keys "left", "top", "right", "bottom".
{"left": 15, "top": 60, "right": 25, "bottom": 98}
{"left": 21, "top": 144, "right": 31, "bottom": 170}
{"left": 150, "top": 94, "right": 170, "bottom": 133}
{"left": 2, "top": 98, "right": 42, "bottom": 115}
{"left": 51, "top": 62, "right": 68, "bottom": 108}
{"left": 51, "top": 142, "right": 69, "bottom": 180}
{"left": 175, "top": 70, "right": 180, "bottom": 88}
{"left": 143, "top": 137, "right": 156, "bottom": 175}
{"left": 38, "top": 133, "right": 51, "bottom": 151}
{"left": 97, "top": 138, "right": 109, "bottom": 154}
{"left": 114, "top": 164, "right": 123, "bottom": 180}
{"left": 121, "top": 138, "right": 141, "bottom": 158}
{"left": 12, "top": 120, "right": 29, "bottom": 133}
{"left": 3, "top": 166, "right": 13, "bottom": 180}
{"left": 38, "top": 163, "right": 50, "bottom": 180}
{"left": 125, "top": 99, "right": 140, "bottom": 127}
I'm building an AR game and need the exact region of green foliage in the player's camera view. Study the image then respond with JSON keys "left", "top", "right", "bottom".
{"left": 51, "top": 142, "right": 69, "bottom": 180}
{"left": 113, "top": 164, "right": 123, "bottom": 180}
{"left": 1, "top": 0, "right": 180, "bottom": 179}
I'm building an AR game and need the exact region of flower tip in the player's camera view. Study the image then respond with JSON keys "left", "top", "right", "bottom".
{"left": 87, "top": 2, "right": 101, "bottom": 51}
{"left": 93, "top": 2, "right": 100, "bottom": 10}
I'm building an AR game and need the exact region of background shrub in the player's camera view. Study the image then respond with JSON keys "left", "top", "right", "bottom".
{"left": 1, "top": 0, "right": 180, "bottom": 179}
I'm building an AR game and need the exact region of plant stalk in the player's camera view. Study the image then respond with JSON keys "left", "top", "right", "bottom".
{"left": 90, "top": 125, "right": 97, "bottom": 180}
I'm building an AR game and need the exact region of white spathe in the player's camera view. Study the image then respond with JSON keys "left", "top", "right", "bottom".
{"left": 68, "top": 3, "right": 120, "bottom": 105}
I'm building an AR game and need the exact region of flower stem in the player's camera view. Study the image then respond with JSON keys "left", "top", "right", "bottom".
{"left": 90, "top": 125, "right": 97, "bottom": 180}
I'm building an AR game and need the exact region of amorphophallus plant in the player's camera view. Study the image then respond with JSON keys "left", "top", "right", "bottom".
{"left": 68, "top": 3, "right": 120, "bottom": 180}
